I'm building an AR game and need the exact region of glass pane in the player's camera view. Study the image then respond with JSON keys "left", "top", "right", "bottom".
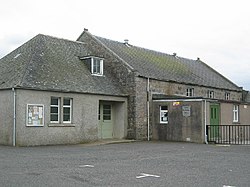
{"left": 63, "top": 98, "right": 70, "bottom": 106}
{"left": 51, "top": 114, "right": 58, "bottom": 121}
{"left": 63, "top": 107, "right": 70, "bottom": 114}
{"left": 161, "top": 106, "right": 168, "bottom": 110}
{"left": 103, "top": 115, "right": 111, "bottom": 120}
{"left": 50, "top": 107, "right": 58, "bottom": 113}
{"left": 63, "top": 114, "right": 70, "bottom": 121}
{"left": 51, "top": 97, "right": 58, "bottom": 105}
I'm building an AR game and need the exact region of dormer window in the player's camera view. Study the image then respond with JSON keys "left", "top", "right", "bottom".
{"left": 81, "top": 56, "right": 104, "bottom": 76}
{"left": 92, "top": 57, "right": 103, "bottom": 75}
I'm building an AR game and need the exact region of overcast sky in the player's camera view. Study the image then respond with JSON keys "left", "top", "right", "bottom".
{"left": 1, "top": 0, "right": 249, "bottom": 90}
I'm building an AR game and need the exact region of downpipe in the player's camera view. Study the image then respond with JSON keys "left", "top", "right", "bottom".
{"left": 12, "top": 88, "right": 16, "bottom": 146}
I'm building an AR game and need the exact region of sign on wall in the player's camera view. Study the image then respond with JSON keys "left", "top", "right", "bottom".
{"left": 182, "top": 105, "right": 191, "bottom": 117}
{"left": 26, "top": 104, "right": 44, "bottom": 126}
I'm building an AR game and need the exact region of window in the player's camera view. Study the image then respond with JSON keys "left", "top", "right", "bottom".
{"left": 160, "top": 106, "right": 168, "bottom": 124}
{"left": 208, "top": 91, "right": 214, "bottom": 98}
{"left": 186, "top": 88, "right": 194, "bottom": 97}
{"left": 103, "top": 104, "right": 112, "bottom": 120}
{"left": 225, "top": 92, "right": 230, "bottom": 100}
{"left": 233, "top": 105, "right": 239, "bottom": 123}
{"left": 50, "top": 97, "right": 60, "bottom": 123}
{"left": 63, "top": 98, "right": 72, "bottom": 123}
{"left": 50, "top": 97, "right": 72, "bottom": 123}
{"left": 91, "top": 57, "right": 103, "bottom": 75}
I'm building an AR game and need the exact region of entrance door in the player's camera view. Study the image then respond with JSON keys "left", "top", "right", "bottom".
{"left": 98, "top": 103, "right": 113, "bottom": 139}
{"left": 210, "top": 104, "right": 220, "bottom": 138}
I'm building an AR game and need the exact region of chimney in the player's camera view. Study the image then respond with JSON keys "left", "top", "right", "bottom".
{"left": 173, "top": 53, "right": 177, "bottom": 57}
{"left": 84, "top": 28, "right": 88, "bottom": 32}
{"left": 197, "top": 57, "right": 200, "bottom": 61}
{"left": 124, "top": 39, "right": 129, "bottom": 44}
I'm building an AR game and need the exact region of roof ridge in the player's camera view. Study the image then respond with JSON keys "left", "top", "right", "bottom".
{"left": 95, "top": 35, "right": 199, "bottom": 62}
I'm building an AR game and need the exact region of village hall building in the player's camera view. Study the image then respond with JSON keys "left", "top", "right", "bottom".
{"left": 0, "top": 29, "right": 249, "bottom": 146}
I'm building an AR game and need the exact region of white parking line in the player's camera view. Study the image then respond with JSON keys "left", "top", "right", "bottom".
{"left": 136, "top": 173, "right": 160, "bottom": 179}
{"left": 79, "top": 165, "right": 94, "bottom": 168}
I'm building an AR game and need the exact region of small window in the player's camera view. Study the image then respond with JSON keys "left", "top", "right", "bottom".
{"left": 207, "top": 91, "right": 214, "bottom": 98}
{"left": 160, "top": 106, "right": 168, "bottom": 124}
{"left": 63, "top": 98, "right": 72, "bottom": 123}
{"left": 91, "top": 57, "right": 103, "bottom": 75}
{"left": 233, "top": 105, "right": 239, "bottom": 123}
{"left": 50, "top": 97, "right": 60, "bottom": 123}
{"left": 225, "top": 92, "right": 230, "bottom": 100}
{"left": 186, "top": 88, "right": 194, "bottom": 97}
{"left": 103, "top": 104, "right": 111, "bottom": 120}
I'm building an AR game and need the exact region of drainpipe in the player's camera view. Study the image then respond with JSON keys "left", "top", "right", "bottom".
{"left": 204, "top": 99, "right": 208, "bottom": 144}
{"left": 147, "top": 78, "right": 150, "bottom": 141}
{"left": 12, "top": 88, "right": 16, "bottom": 146}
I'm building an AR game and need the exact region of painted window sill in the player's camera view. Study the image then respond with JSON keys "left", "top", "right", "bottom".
{"left": 48, "top": 124, "right": 75, "bottom": 127}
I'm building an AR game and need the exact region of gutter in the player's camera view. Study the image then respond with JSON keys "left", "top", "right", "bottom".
{"left": 12, "top": 88, "right": 16, "bottom": 146}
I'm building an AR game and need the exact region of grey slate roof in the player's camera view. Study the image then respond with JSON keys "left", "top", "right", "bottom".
{"left": 93, "top": 35, "right": 241, "bottom": 91}
{"left": 0, "top": 34, "right": 126, "bottom": 96}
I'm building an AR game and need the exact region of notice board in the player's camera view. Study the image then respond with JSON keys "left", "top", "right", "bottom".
{"left": 26, "top": 104, "right": 44, "bottom": 126}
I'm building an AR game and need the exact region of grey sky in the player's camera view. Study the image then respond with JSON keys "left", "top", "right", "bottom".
{"left": 0, "top": 0, "right": 249, "bottom": 90}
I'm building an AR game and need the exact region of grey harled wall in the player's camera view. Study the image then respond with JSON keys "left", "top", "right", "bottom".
{"left": 152, "top": 101, "right": 204, "bottom": 143}
{"left": 15, "top": 89, "right": 127, "bottom": 146}
{"left": 0, "top": 89, "right": 13, "bottom": 145}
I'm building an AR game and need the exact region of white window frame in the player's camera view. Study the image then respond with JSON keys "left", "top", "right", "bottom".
{"left": 233, "top": 105, "right": 239, "bottom": 123}
{"left": 225, "top": 92, "right": 230, "bottom": 100}
{"left": 50, "top": 97, "right": 60, "bottom": 123}
{"left": 160, "top": 106, "right": 168, "bottom": 124}
{"left": 63, "top": 98, "right": 72, "bottom": 123}
{"left": 208, "top": 90, "right": 214, "bottom": 98}
{"left": 186, "top": 88, "right": 194, "bottom": 97}
{"left": 91, "top": 57, "right": 103, "bottom": 76}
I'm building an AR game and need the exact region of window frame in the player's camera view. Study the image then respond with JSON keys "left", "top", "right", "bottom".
{"left": 233, "top": 105, "right": 239, "bottom": 123}
{"left": 50, "top": 97, "right": 60, "bottom": 123}
{"left": 91, "top": 57, "right": 103, "bottom": 76}
{"left": 63, "top": 98, "right": 72, "bottom": 123}
{"left": 208, "top": 90, "right": 214, "bottom": 99}
{"left": 160, "top": 105, "right": 168, "bottom": 124}
{"left": 225, "top": 92, "right": 230, "bottom": 100}
{"left": 186, "top": 88, "right": 194, "bottom": 97}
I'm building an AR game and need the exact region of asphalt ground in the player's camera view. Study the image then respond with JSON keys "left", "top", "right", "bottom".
{"left": 0, "top": 141, "right": 249, "bottom": 187}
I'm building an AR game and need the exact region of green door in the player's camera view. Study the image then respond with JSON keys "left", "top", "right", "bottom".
{"left": 98, "top": 103, "right": 113, "bottom": 139}
{"left": 210, "top": 104, "right": 220, "bottom": 138}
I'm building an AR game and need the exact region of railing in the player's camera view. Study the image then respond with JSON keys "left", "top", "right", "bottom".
{"left": 206, "top": 125, "right": 250, "bottom": 145}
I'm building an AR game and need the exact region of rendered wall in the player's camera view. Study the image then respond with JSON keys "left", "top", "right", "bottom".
{"left": 0, "top": 89, "right": 13, "bottom": 145}
{"left": 152, "top": 100, "right": 204, "bottom": 143}
{"left": 15, "top": 89, "right": 127, "bottom": 146}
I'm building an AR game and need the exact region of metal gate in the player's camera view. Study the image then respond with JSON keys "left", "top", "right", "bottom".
{"left": 207, "top": 125, "right": 250, "bottom": 144}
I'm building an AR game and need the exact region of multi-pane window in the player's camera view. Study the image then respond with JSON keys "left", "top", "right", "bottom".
{"left": 233, "top": 105, "right": 239, "bottom": 123}
{"left": 208, "top": 91, "right": 214, "bottom": 98}
{"left": 50, "top": 97, "right": 72, "bottom": 123}
{"left": 91, "top": 57, "right": 103, "bottom": 75}
{"left": 103, "top": 105, "right": 111, "bottom": 120}
{"left": 186, "top": 88, "right": 194, "bottom": 97}
{"left": 160, "top": 106, "right": 168, "bottom": 124}
{"left": 50, "top": 97, "right": 60, "bottom": 123}
{"left": 225, "top": 92, "right": 230, "bottom": 100}
{"left": 63, "top": 98, "right": 72, "bottom": 123}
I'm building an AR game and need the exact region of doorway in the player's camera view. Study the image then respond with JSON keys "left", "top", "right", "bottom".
{"left": 98, "top": 103, "right": 113, "bottom": 139}
{"left": 210, "top": 104, "right": 220, "bottom": 138}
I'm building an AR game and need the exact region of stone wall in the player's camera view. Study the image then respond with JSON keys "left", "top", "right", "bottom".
{"left": 78, "top": 32, "right": 137, "bottom": 139}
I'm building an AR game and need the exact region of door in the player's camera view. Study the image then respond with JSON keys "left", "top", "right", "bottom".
{"left": 98, "top": 103, "right": 113, "bottom": 139}
{"left": 210, "top": 104, "right": 220, "bottom": 138}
